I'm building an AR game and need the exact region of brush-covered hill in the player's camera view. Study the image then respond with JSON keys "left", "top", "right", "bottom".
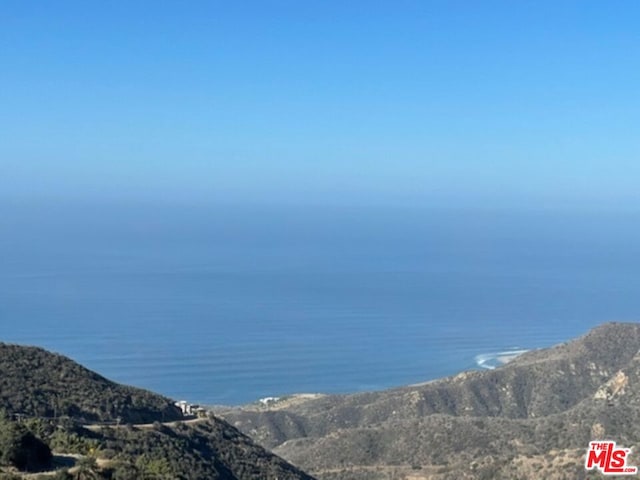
{"left": 0, "top": 414, "right": 317, "bottom": 480}
{"left": 217, "top": 322, "right": 640, "bottom": 480}
{"left": 0, "top": 415, "right": 316, "bottom": 480}
{"left": 0, "top": 343, "right": 182, "bottom": 424}
{"left": 0, "top": 343, "right": 317, "bottom": 480}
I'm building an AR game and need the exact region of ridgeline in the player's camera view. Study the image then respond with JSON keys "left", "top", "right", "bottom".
{"left": 0, "top": 343, "right": 316, "bottom": 480}
{"left": 217, "top": 322, "right": 640, "bottom": 480}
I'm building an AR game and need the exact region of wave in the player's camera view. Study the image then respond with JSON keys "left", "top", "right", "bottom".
{"left": 474, "top": 349, "right": 529, "bottom": 370}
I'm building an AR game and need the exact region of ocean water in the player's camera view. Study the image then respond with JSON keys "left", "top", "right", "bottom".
{"left": 1, "top": 202, "right": 640, "bottom": 405}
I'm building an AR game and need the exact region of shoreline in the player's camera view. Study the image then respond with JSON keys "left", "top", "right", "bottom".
{"left": 214, "top": 348, "right": 532, "bottom": 411}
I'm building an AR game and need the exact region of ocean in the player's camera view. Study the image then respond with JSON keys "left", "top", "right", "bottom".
{"left": 1, "top": 201, "right": 639, "bottom": 405}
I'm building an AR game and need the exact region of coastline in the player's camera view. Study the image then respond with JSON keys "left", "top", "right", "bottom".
{"left": 216, "top": 348, "right": 532, "bottom": 411}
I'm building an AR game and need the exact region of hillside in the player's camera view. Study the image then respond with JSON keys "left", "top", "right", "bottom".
{"left": 217, "top": 322, "right": 640, "bottom": 480}
{"left": 0, "top": 415, "right": 317, "bottom": 480}
{"left": 0, "top": 343, "right": 182, "bottom": 424}
{"left": 0, "top": 343, "right": 316, "bottom": 480}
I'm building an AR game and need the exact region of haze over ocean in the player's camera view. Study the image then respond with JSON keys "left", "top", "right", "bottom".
{"left": 2, "top": 202, "right": 639, "bottom": 404}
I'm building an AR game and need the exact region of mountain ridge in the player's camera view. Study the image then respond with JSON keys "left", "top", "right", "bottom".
{"left": 217, "top": 322, "right": 640, "bottom": 479}
{"left": 0, "top": 342, "right": 317, "bottom": 480}
{"left": 0, "top": 342, "right": 182, "bottom": 424}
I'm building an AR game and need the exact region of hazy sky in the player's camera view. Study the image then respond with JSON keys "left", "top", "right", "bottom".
{"left": 2, "top": 1, "right": 639, "bottom": 208}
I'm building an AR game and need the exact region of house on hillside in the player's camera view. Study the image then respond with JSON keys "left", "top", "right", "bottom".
{"left": 175, "top": 400, "right": 192, "bottom": 415}
{"left": 175, "top": 400, "right": 207, "bottom": 417}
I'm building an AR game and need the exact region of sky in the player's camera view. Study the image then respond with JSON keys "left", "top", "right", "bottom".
{"left": 1, "top": 1, "right": 639, "bottom": 209}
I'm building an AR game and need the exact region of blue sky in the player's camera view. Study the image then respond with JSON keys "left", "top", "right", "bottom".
{"left": 2, "top": 1, "right": 639, "bottom": 208}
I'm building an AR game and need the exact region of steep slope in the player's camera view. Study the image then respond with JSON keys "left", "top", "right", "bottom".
{"left": 42, "top": 417, "right": 317, "bottom": 480}
{"left": 0, "top": 343, "right": 317, "bottom": 480}
{"left": 0, "top": 343, "right": 182, "bottom": 424}
{"left": 218, "top": 322, "right": 640, "bottom": 480}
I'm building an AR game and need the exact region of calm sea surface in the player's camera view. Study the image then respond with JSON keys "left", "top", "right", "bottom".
{"left": 1, "top": 202, "right": 639, "bottom": 404}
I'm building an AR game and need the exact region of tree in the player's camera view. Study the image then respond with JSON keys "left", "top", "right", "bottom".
{"left": 0, "top": 419, "right": 52, "bottom": 471}
{"left": 73, "top": 456, "right": 99, "bottom": 480}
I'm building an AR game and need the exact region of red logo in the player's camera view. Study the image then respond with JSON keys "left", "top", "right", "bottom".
{"left": 585, "top": 441, "right": 638, "bottom": 475}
